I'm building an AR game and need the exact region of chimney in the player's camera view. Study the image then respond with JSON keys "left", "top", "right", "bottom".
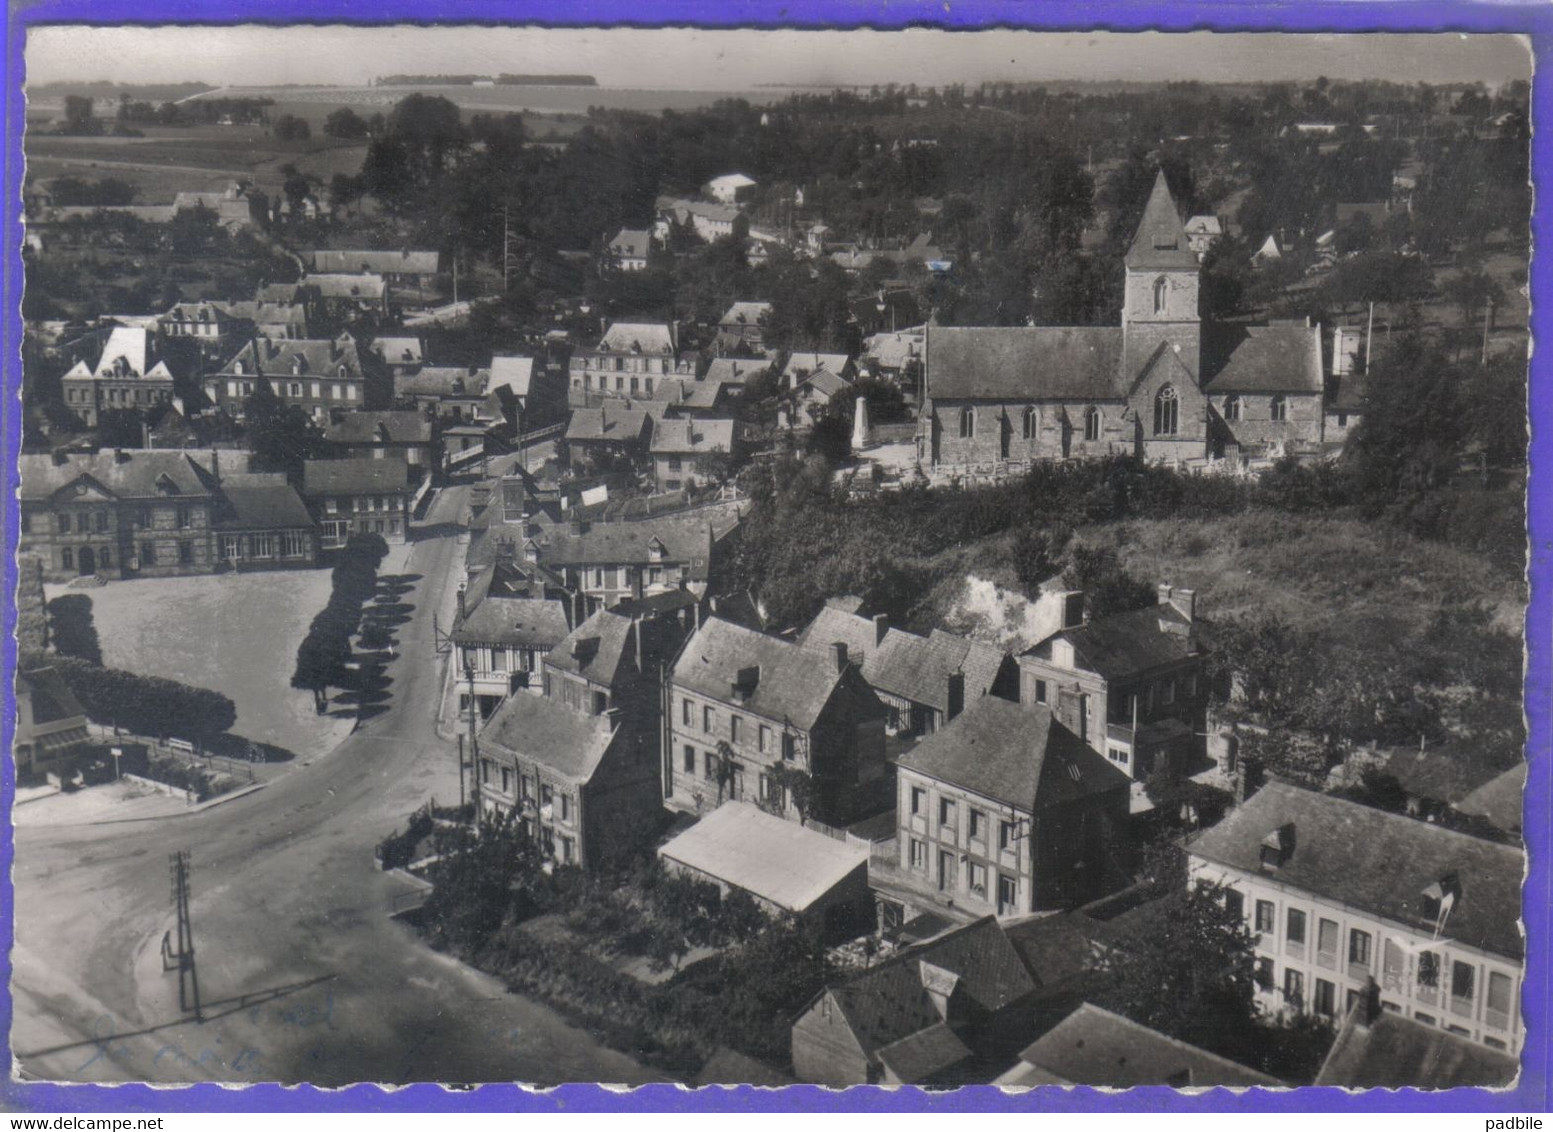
{"left": 873, "top": 613, "right": 889, "bottom": 647}
{"left": 830, "top": 641, "right": 848, "bottom": 674}
{"left": 114, "top": 448, "right": 130, "bottom": 464}
{"left": 210, "top": 447, "right": 220, "bottom": 483}
{"left": 1208, "top": 726, "right": 1238, "bottom": 775}
{"left": 456, "top": 583, "right": 467, "bottom": 624}
{"left": 1175, "top": 588, "right": 1196, "bottom": 622}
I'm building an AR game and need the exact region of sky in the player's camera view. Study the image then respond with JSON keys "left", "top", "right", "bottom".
{"left": 23, "top": 26, "right": 1533, "bottom": 92}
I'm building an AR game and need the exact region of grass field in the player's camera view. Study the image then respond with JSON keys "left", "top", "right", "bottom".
{"left": 50, "top": 569, "right": 355, "bottom": 762}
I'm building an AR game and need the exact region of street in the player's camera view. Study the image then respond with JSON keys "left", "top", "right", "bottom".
{"left": 11, "top": 495, "right": 662, "bottom": 1086}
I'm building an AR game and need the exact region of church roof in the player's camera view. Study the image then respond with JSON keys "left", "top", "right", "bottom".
{"left": 925, "top": 326, "right": 1125, "bottom": 402}
{"left": 1125, "top": 171, "right": 1198, "bottom": 271}
{"left": 1201, "top": 323, "right": 1325, "bottom": 395}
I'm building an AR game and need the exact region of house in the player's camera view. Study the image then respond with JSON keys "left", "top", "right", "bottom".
{"left": 993, "top": 1003, "right": 1279, "bottom": 1087}
{"left": 172, "top": 182, "right": 259, "bottom": 230}
{"left": 648, "top": 418, "right": 739, "bottom": 494}
{"left": 919, "top": 174, "right": 1326, "bottom": 469}
{"left": 324, "top": 411, "right": 438, "bottom": 484}
{"left": 14, "top": 667, "right": 91, "bottom": 778}
{"left": 893, "top": 698, "right": 1131, "bottom": 919}
{"left": 158, "top": 302, "right": 246, "bottom": 348}
{"left": 1187, "top": 781, "right": 1525, "bottom": 1056}
{"left": 204, "top": 335, "right": 383, "bottom": 424}
{"left": 490, "top": 354, "right": 567, "bottom": 429}
{"left": 395, "top": 365, "right": 490, "bottom": 423}
{"left": 664, "top": 617, "right": 889, "bottom": 826}
{"left": 606, "top": 228, "right": 652, "bottom": 272}
{"left": 861, "top": 327, "right": 926, "bottom": 404}
{"left": 658, "top": 801, "right": 870, "bottom": 927}
{"left": 303, "top": 272, "right": 389, "bottom": 319}
{"left": 716, "top": 301, "right": 772, "bottom": 354}
{"left": 368, "top": 336, "right": 426, "bottom": 376}
{"left": 654, "top": 196, "right": 743, "bottom": 243}
{"left": 210, "top": 471, "right": 319, "bottom": 570}
{"left": 18, "top": 449, "right": 313, "bottom": 581}
{"left": 776, "top": 351, "right": 855, "bottom": 392}
{"left": 790, "top": 916, "right": 1039, "bottom": 1087}
{"left": 527, "top": 512, "right": 734, "bottom": 613}
{"left": 59, "top": 326, "right": 178, "bottom": 429}
{"left": 563, "top": 402, "right": 654, "bottom": 471}
{"left": 568, "top": 321, "right": 690, "bottom": 400}
{"left": 648, "top": 377, "right": 741, "bottom": 420}
{"left": 308, "top": 249, "right": 439, "bottom": 290}
{"left": 700, "top": 357, "right": 768, "bottom": 391}
{"left": 705, "top": 173, "right": 757, "bottom": 205}
{"left": 474, "top": 606, "right": 690, "bottom": 868}
{"left": 1325, "top": 370, "right": 1365, "bottom": 448}
{"left": 797, "top": 602, "right": 1016, "bottom": 737}
{"left": 218, "top": 300, "right": 309, "bottom": 340}
{"left": 788, "top": 368, "right": 854, "bottom": 429}
{"left": 451, "top": 572, "right": 574, "bottom": 718}
{"left": 1016, "top": 585, "right": 1208, "bottom": 780}
{"left": 1314, "top": 1001, "right": 1518, "bottom": 1089}
{"left": 1455, "top": 763, "right": 1525, "bottom": 840}
{"left": 300, "top": 458, "right": 412, "bottom": 548}
{"left": 1183, "top": 214, "right": 1224, "bottom": 258}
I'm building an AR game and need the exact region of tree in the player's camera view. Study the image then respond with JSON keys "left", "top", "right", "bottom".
{"left": 46, "top": 655, "right": 236, "bottom": 740}
{"left": 62, "top": 95, "right": 97, "bottom": 134}
{"left": 242, "top": 382, "right": 328, "bottom": 483}
{"left": 324, "top": 106, "right": 370, "bottom": 139}
{"left": 45, "top": 594, "right": 103, "bottom": 666}
{"left": 273, "top": 114, "right": 312, "bottom": 142}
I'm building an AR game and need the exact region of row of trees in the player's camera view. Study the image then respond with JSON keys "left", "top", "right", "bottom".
{"left": 291, "top": 534, "right": 390, "bottom": 711}
{"left": 32, "top": 653, "right": 237, "bottom": 742}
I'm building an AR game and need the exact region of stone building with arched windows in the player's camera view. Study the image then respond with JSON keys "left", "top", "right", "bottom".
{"left": 917, "top": 172, "right": 1326, "bottom": 469}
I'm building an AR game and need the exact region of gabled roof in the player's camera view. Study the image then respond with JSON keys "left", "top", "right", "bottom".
{"left": 1201, "top": 323, "right": 1324, "bottom": 395}
{"left": 658, "top": 801, "right": 868, "bottom": 914}
{"left": 797, "top": 601, "right": 883, "bottom": 665}
{"left": 897, "top": 698, "right": 1130, "bottom": 811}
{"left": 608, "top": 229, "right": 651, "bottom": 258}
{"left": 1315, "top": 1006, "right": 1517, "bottom": 1089}
{"left": 1125, "top": 171, "right": 1197, "bottom": 270}
{"left": 795, "top": 369, "right": 852, "bottom": 400}
{"left": 1023, "top": 602, "right": 1198, "bottom": 681}
{"left": 396, "top": 366, "right": 485, "bottom": 399}
{"left": 324, "top": 410, "right": 434, "bottom": 446}
{"left": 1456, "top": 763, "right": 1525, "bottom": 835}
{"left": 488, "top": 355, "right": 536, "bottom": 397}
{"left": 1373, "top": 744, "right": 1520, "bottom": 807}
{"left": 863, "top": 628, "right": 974, "bottom": 714}
{"left": 479, "top": 691, "right": 617, "bottom": 784}
{"left": 649, "top": 418, "right": 736, "bottom": 456}
{"left": 876, "top": 1023, "right": 973, "bottom": 1085}
{"left": 826, "top": 917, "right": 1036, "bottom": 1059}
{"left": 932, "top": 629, "right": 1011, "bottom": 699}
{"left": 535, "top": 514, "right": 725, "bottom": 576}
{"left": 214, "top": 472, "right": 316, "bottom": 531}
{"left": 370, "top": 336, "right": 424, "bottom": 365}
{"left": 19, "top": 450, "right": 216, "bottom": 503}
{"left": 1188, "top": 781, "right": 1524, "bottom": 962}
{"left": 707, "top": 172, "right": 757, "bottom": 190}
{"left": 598, "top": 321, "right": 677, "bottom": 356}
{"left": 1001, "top": 1003, "right": 1279, "bottom": 1088}
{"left": 565, "top": 403, "right": 652, "bottom": 444}
{"left": 926, "top": 326, "right": 1126, "bottom": 402}
{"left": 702, "top": 358, "right": 768, "bottom": 386}
{"left": 301, "top": 457, "right": 411, "bottom": 496}
{"left": 305, "top": 272, "right": 387, "bottom": 300}
{"left": 309, "top": 249, "right": 439, "bottom": 275}
{"left": 215, "top": 336, "right": 364, "bottom": 380}
{"left": 779, "top": 352, "right": 851, "bottom": 381}
{"left": 1184, "top": 215, "right": 1224, "bottom": 237}
{"left": 17, "top": 667, "right": 87, "bottom": 729}
{"left": 719, "top": 301, "right": 771, "bottom": 328}
{"left": 673, "top": 617, "right": 868, "bottom": 731}
{"left": 544, "top": 608, "right": 641, "bottom": 687}
{"left": 218, "top": 300, "right": 308, "bottom": 330}
{"left": 452, "top": 594, "right": 572, "bottom": 651}
{"left": 81, "top": 326, "right": 157, "bottom": 379}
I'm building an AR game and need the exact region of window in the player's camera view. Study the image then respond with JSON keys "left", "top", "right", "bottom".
{"left": 1153, "top": 276, "right": 1168, "bottom": 314}
{"left": 560, "top": 794, "right": 572, "bottom": 823}
{"left": 1255, "top": 900, "right": 1276, "bottom": 935}
{"left": 1021, "top": 407, "right": 1038, "bottom": 440}
{"left": 1418, "top": 951, "right": 1441, "bottom": 989}
{"left": 1223, "top": 889, "right": 1244, "bottom": 920}
{"left": 958, "top": 407, "right": 975, "bottom": 439}
{"left": 560, "top": 836, "right": 575, "bottom": 864}
{"left": 1224, "top": 394, "right": 1242, "bottom": 422}
{"left": 703, "top": 705, "right": 715, "bottom": 733}
{"left": 1107, "top": 748, "right": 1128, "bottom": 765}
{"left": 1317, "top": 918, "right": 1339, "bottom": 968}
{"left": 967, "top": 862, "right": 987, "bottom": 897}
{"left": 703, "top": 752, "right": 719, "bottom": 783}
{"left": 1271, "top": 395, "right": 1288, "bottom": 422}
{"left": 682, "top": 698, "right": 692, "bottom": 725}
{"left": 969, "top": 809, "right": 985, "bottom": 841}
{"left": 781, "top": 733, "right": 795, "bottom": 762}
{"left": 178, "top": 541, "right": 193, "bottom": 564}
{"left": 95, "top": 510, "right": 108, "bottom": 532}
{"left": 759, "top": 725, "right": 770, "bottom": 753}
{"left": 56, "top": 513, "right": 69, "bottom": 534}
{"left": 730, "top": 716, "right": 741, "bottom": 744}
{"left": 1083, "top": 406, "right": 1101, "bottom": 442}
{"left": 1154, "top": 385, "right": 1179, "bottom": 436}
{"left": 1414, "top": 1012, "right": 1436, "bottom": 1027}
{"left": 540, "top": 783, "right": 553, "bottom": 808}
{"left": 1349, "top": 929, "right": 1372, "bottom": 969}
{"left": 1034, "top": 679, "right": 1048, "bottom": 705}
{"left": 1487, "top": 972, "right": 1513, "bottom": 1029}
{"left": 97, "top": 546, "right": 111, "bottom": 569}
{"left": 1337, "top": 412, "right": 1348, "bottom": 428}
{"left": 1287, "top": 908, "right": 1307, "bottom": 946}
{"left": 61, "top": 547, "right": 74, "bottom": 571}
{"left": 281, "top": 531, "right": 307, "bottom": 557}
{"left": 1452, "top": 961, "right": 1476, "bottom": 1002}
{"left": 176, "top": 504, "right": 191, "bottom": 530}
{"left": 938, "top": 798, "right": 956, "bottom": 829}
{"left": 682, "top": 745, "right": 696, "bottom": 773}
{"left": 909, "top": 839, "right": 927, "bottom": 871}
{"left": 1314, "top": 979, "right": 1336, "bottom": 1018}
{"left": 1284, "top": 969, "right": 1304, "bottom": 1009}
{"left": 500, "top": 766, "right": 512, "bottom": 794}
{"left": 76, "top": 512, "right": 90, "bottom": 533}
{"left": 910, "top": 786, "right": 926, "bottom": 816}
{"left": 141, "top": 541, "right": 155, "bottom": 566}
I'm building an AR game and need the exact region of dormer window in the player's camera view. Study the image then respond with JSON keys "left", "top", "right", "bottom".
{"left": 1421, "top": 874, "right": 1459, "bottom": 926}
{"left": 234, "top": 360, "right": 246, "bottom": 376}
{"left": 1260, "top": 823, "right": 1294, "bottom": 870}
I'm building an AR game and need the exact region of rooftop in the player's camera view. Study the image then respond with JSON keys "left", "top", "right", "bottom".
{"left": 479, "top": 691, "right": 617, "bottom": 784}
{"left": 325, "top": 411, "right": 434, "bottom": 446}
{"left": 926, "top": 325, "right": 1126, "bottom": 402}
{"left": 19, "top": 450, "right": 215, "bottom": 503}
{"left": 657, "top": 801, "right": 868, "bottom": 914}
{"left": 1125, "top": 171, "right": 1197, "bottom": 271}
{"left": 649, "top": 418, "right": 736, "bottom": 456}
{"left": 310, "top": 249, "right": 439, "bottom": 275}
{"left": 1023, "top": 601, "right": 1199, "bottom": 681}
{"left": 1314, "top": 1006, "right": 1519, "bottom": 1089}
{"left": 1201, "top": 322, "right": 1325, "bottom": 395}
{"left": 452, "top": 595, "right": 572, "bottom": 651}
{"left": 214, "top": 473, "right": 316, "bottom": 531}
{"left": 301, "top": 457, "right": 411, "bottom": 496}
{"left": 597, "top": 321, "right": 678, "bottom": 357}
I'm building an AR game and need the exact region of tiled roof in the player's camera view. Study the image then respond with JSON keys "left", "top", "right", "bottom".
{"left": 1201, "top": 323, "right": 1324, "bottom": 395}
{"left": 1314, "top": 1006, "right": 1518, "bottom": 1089}
{"left": 1125, "top": 171, "right": 1197, "bottom": 270}
{"left": 1024, "top": 603, "right": 1199, "bottom": 681}
{"left": 19, "top": 450, "right": 215, "bottom": 502}
{"left": 876, "top": 1022, "right": 973, "bottom": 1085}
{"left": 543, "top": 608, "right": 640, "bottom": 686}
{"left": 1002, "top": 1004, "right": 1279, "bottom": 1087}
{"left": 452, "top": 595, "right": 572, "bottom": 651}
{"left": 672, "top": 617, "right": 861, "bottom": 731}
{"left": 565, "top": 403, "right": 652, "bottom": 444}
{"left": 479, "top": 692, "right": 617, "bottom": 784}
{"left": 325, "top": 410, "right": 434, "bottom": 445}
{"left": 214, "top": 473, "right": 316, "bottom": 530}
{"left": 396, "top": 366, "right": 485, "bottom": 399}
{"left": 658, "top": 801, "right": 868, "bottom": 914}
{"left": 925, "top": 325, "right": 1126, "bottom": 402}
{"left": 1187, "top": 781, "right": 1525, "bottom": 962}
{"left": 301, "top": 457, "right": 411, "bottom": 496}
{"left": 898, "top": 698, "right": 1130, "bottom": 811}
{"left": 649, "top": 418, "right": 736, "bottom": 456}
{"left": 828, "top": 916, "right": 1036, "bottom": 1058}
{"left": 309, "top": 249, "right": 439, "bottom": 275}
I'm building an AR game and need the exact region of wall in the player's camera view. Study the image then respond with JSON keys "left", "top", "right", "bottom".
{"left": 790, "top": 992, "right": 874, "bottom": 1087}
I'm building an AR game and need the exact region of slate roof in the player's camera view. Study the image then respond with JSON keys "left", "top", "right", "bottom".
{"left": 535, "top": 515, "right": 723, "bottom": 575}
{"left": 657, "top": 196, "right": 742, "bottom": 225}
{"left": 215, "top": 336, "right": 365, "bottom": 380}
{"left": 877, "top": 1023, "right": 973, "bottom": 1085}
{"left": 864, "top": 628, "right": 976, "bottom": 714}
{"left": 673, "top": 617, "right": 862, "bottom": 731}
{"left": 488, "top": 356, "right": 536, "bottom": 397}
{"left": 396, "top": 366, "right": 485, "bottom": 399}
{"left": 370, "top": 336, "right": 425, "bottom": 365}
{"left": 826, "top": 916, "right": 1036, "bottom": 1059}
{"left": 925, "top": 325, "right": 1126, "bottom": 402}
{"left": 218, "top": 301, "right": 308, "bottom": 333}
{"left": 932, "top": 630, "right": 1011, "bottom": 699}
{"left": 702, "top": 358, "right": 768, "bottom": 386}
{"left": 608, "top": 229, "right": 651, "bottom": 259}
{"left": 598, "top": 321, "right": 677, "bottom": 356}
{"left": 306, "top": 273, "right": 386, "bottom": 301}
{"left": 719, "top": 301, "right": 771, "bottom": 328}
{"left": 1201, "top": 323, "right": 1324, "bottom": 395}
{"left": 1455, "top": 763, "right": 1525, "bottom": 834}
{"left": 779, "top": 352, "right": 851, "bottom": 382}
{"left": 1315, "top": 1007, "right": 1518, "bottom": 1089}
{"left": 1185, "top": 215, "right": 1224, "bottom": 237}
{"left": 1023, "top": 603, "right": 1199, "bottom": 681}
{"left": 649, "top": 418, "right": 736, "bottom": 456}
{"left": 897, "top": 698, "right": 1130, "bottom": 812}
{"left": 544, "top": 609, "right": 640, "bottom": 686}
{"left": 17, "top": 667, "right": 86, "bottom": 728}
{"left": 69, "top": 326, "right": 163, "bottom": 379}
{"left": 795, "top": 369, "right": 852, "bottom": 400}
{"left": 1125, "top": 171, "right": 1197, "bottom": 270}
{"left": 325, "top": 410, "right": 434, "bottom": 446}
{"left": 479, "top": 692, "right": 617, "bottom": 784}
{"left": 19, "top": 450, "right": 216, "bottom": 502}
{"left": 452, "top": 595, "right": 572, "bottom": 651}
{"left": 796, "top": 600, "right": 885, "bottom": 664}
{"left": 1000, "top": 1004, "right": 1279, "bottom": 1088}
{"left": 864, "top": 328, "right": 926, "bottom": 371}
{"left": 1187, "top": 781, "right": 1525, "bottom": 962}
{"left": 1374, "top": 744, "right": 1519, "bottom": 806}
{"left": 214, "top": 472, "right": 316, "bottom": 530}
{"left": 301, "top": 457, "right": 411, "bottom": 497}
{"left": 565, "top": 404, "right": 653, "bottom": 444}
{"left": 658, "top": 801, "right": 869, "bottom": 914}
{"left": 310, "top": 249, "right": 439, "bottom": 276}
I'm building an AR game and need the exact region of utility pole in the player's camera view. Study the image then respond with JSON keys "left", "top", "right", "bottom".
{"left": 162, "top": 850, "right": 203, "bottom": 1022}
{"left": 456, "top": 733, "right": 466, "bottom": 811}
{"left": 1365, "top": 301, "right": 1375, "bottom": 374}
{"left": 465, "top": 660, "right": 481, "bottom": 819}
{"left": 1481, "top": 298, "right": 1494, "bottom": 365}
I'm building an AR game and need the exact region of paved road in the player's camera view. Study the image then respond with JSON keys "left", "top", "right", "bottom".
{"left": 12, "top": 509, "right": 661, "bottom": 1087}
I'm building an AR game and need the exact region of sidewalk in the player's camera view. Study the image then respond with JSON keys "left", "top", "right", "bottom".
{"left": 12, "top": 777, "right": 265, "bottom": 828}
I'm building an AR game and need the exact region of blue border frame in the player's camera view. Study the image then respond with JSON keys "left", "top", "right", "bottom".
{"left": 3, "top": 1, "right": 1549, "bottom": 1113}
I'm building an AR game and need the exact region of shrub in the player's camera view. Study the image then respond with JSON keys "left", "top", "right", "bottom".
{"left": 46, "top": 594, "right": 103, "bottom": 666}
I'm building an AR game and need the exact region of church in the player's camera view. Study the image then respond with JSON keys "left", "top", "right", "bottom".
{"left": 918, "top": 172, "right": 1327, "bottom": 470}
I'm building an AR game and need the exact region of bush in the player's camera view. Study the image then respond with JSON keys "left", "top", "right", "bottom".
{"left": 378, "top": 807, "right": 436, "bottom": 870}
{"left": 46, "top": 594, "right": 103, "bottom": 666}
{"left": 44, "top": 654, "right": 236, "bottom": 740}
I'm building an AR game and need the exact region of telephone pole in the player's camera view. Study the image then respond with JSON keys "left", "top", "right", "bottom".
{"left": 465, "top": 660, "right": 481, "bottom": 819}
{"left": 162, "top": 850, "right": 203, "bottom": 1022}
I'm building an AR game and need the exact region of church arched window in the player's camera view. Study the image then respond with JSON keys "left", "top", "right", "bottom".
{"left": 1223, "top": 394, "right": 1242, "bottom": 422}
{"left": 1154, "top": 386, "right": 1179, "bottom": 436}
{"left": 1022, "top": 407, "right": 1039, "bottom": 440}
{"left": 1153, "top": 276, "right": 1168, "bottom": 314}
{"left": 960, "top": 407, "right": 974, "bottom": 439}
{"left": 1270, "top": 395, "right": 1288, "bottom": 422}
{"left": 1084, "top": 406, "right": 1102, "bottom": 442}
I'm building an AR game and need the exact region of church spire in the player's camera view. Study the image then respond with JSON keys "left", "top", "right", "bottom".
{"left": 1125, "top": 170, "right": 1197, "bottom": 271}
